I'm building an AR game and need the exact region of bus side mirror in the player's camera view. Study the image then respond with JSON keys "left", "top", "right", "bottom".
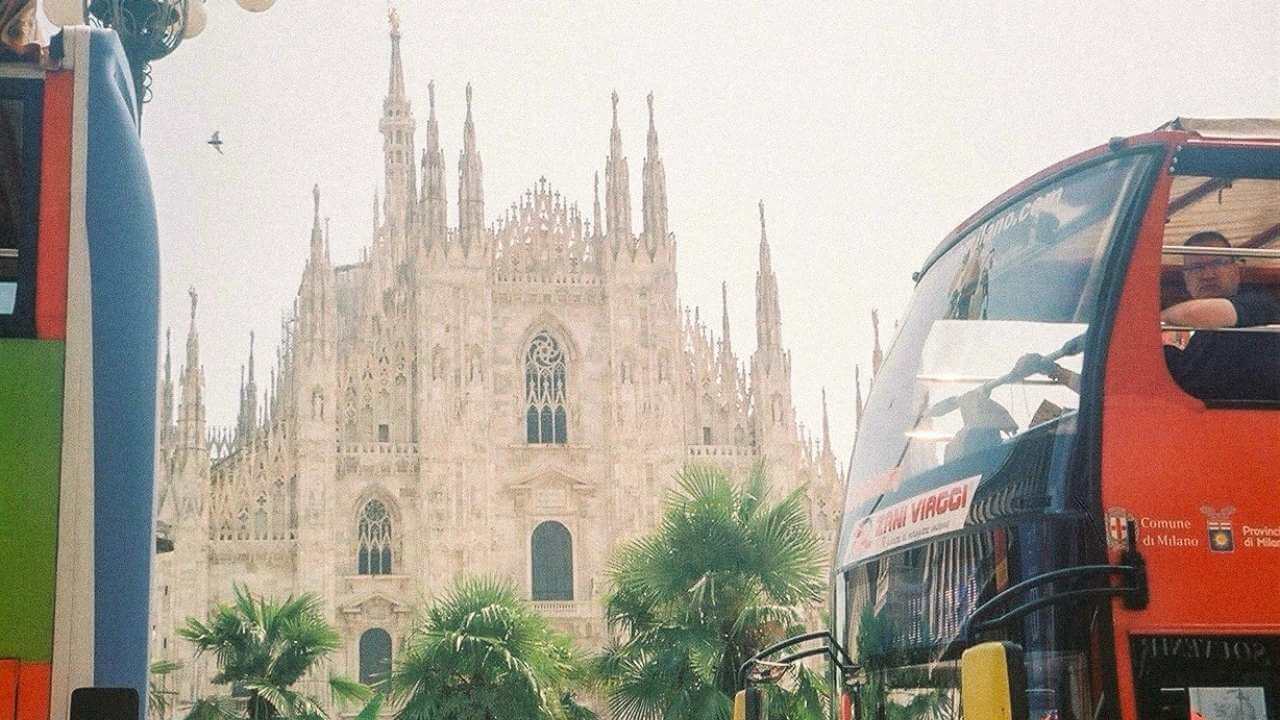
{"left": 733, "top": 687, "right": 768, "bottom": 720}
{"left": 960, "top": 642, "right": 1027, "bottom": 720}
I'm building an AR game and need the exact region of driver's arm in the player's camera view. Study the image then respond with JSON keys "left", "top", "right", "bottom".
{"left": 1160, "top": 298, "right": 1238, "bottom": 328}
{"left": 1046, "top": 363, "right": 1080, "bottom": 393}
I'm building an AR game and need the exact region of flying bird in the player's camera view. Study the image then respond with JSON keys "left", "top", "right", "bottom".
{"left": 207, "top": 131, "right": 223, "bottom": 154}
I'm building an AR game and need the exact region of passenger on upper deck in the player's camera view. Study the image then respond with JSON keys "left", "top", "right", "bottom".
{"left": 1161, "top": 230, "right": 1280, "bottom": 403}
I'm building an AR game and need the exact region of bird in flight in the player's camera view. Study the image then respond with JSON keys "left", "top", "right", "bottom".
{"left": 207, "top": 131, "right": 223, "bottom": 154}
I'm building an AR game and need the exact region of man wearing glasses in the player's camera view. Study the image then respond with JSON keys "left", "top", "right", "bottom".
{"left": 1161, "top": 230, "right": 1280, "bottom": 402}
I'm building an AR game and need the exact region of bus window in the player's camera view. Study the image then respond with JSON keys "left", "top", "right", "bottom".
{"left": 0, "top": 77, "right": 39, "bottom": 337}
{"left": 1, "top": 98, "right": 24, "bottom": 313}
{"left": 1160, "top": 176, "right": 1280, "bottom": 405}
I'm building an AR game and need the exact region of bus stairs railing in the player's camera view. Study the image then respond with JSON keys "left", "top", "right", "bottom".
{"left": 959, "top": 519, "right": 1148, "bottom": 639}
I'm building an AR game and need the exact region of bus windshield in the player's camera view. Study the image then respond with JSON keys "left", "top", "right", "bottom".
{"left": 830, "top": 152, "right": 1157, "bottom": 720}
{"left": 838, "top": 153, "right": 1153, "bottom": 571}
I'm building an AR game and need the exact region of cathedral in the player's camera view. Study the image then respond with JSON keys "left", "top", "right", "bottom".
{"left": 149, "top": 15, "right": 846, "bottom": 714}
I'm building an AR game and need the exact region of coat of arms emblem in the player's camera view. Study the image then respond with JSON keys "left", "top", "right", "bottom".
{"left": 1200, "top": 505, "right": 1237, "bottom": 553}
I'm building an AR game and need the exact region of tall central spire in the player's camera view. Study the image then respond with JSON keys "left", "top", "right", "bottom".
{"left": 604, "top": 90, "right": 632, "bottom": 249}
{"left": 641, "top": 91, "right": 668, "bottom": 251}
{"left": 458, "top": 83, "right": 485, "bottom": 255}
{"left": 379, "top": 7, "right": 416, "bottom": 232}
{"left": 385, "top": 8, "right": 405, "bottom": 105}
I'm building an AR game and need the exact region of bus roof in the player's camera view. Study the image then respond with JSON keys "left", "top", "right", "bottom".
{"left": 915, "top": 118, "right": 1280, "bottom": 283}
{"left": 1156, "top": 116, "right": 1280, "bottom": 140}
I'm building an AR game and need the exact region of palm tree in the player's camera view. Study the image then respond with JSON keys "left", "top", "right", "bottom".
{"left": 148, "top": 659, "right": 183, "bottom": 719}
{"left": 179, "top": 584, "right": 374, "bottom": 720}
{"left": 596, "top": 464, "right": 827, "bottom": 720}
{"left": 388, "top": 575, "right": 594, "bottom": 720}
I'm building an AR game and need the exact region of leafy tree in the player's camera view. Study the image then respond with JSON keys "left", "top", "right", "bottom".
{"left": 596, "top": 464, "right": 827, "bottom": 720}
{"left": 389, "top": 575, "right": 595, "bottom": 720}
{"left": 179, "top": 584, "right": 374, "bottom": 720}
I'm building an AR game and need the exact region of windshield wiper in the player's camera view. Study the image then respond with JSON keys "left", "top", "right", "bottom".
{"left": 925, "top": 333, "right": 1085, "bottom": 418}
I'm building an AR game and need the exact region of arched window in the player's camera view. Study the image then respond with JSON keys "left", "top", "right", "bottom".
{"left": 525, "top": 332, "right": 568, "bottom": 444}
{"left": 357, "top": 500, "right": 393, "bottom": 575}
{"left": 531, "top": 521, "right": 573, "bottom": 601}
{"left": 359, "top": 628, "right": 392, "bottom": 687}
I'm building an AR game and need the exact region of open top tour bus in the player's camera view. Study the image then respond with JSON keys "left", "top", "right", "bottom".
{"left": 739, "top": 119, "right": 1280, "bottom": 720}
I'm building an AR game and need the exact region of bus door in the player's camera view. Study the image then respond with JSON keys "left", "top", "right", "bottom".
{"left": 1101, "top": 140, "right": 1280, "bottom": 720}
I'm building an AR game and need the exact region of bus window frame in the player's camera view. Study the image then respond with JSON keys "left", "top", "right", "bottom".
{"left": 0, "top": 70, "right": 42, "bottom": 339}
{"left": 1157, "top": 144, "right": 1280, "bottom": 410}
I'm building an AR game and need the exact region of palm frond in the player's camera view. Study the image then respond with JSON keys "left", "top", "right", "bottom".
{"left": 181, "top": 697, "right": 240, "bottom": 720}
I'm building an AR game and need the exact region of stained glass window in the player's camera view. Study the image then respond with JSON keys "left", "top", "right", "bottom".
{"left": 357, "top": 500, "right": 393, "bottom": 575}
{"left": 525, "top": 332, "right": 567, "bottom": 444}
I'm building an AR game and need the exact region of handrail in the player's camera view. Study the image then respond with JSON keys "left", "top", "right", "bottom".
{"left": 1163, "top": 324, "right": 1280, "bottom": 334}
{"left": 1161, "top": 246, "right": 1280, "bottom": 259}
{"left": 969, "top": 585, "right": 1140, "bottom": 633}
{"left": 736, "top": 630, "right": 859, "bottom": 691}
{"left": 958, "top": 546, "right": 1147, "bottom": 640}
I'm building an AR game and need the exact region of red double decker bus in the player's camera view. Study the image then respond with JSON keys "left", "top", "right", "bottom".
{"left": 741, "top": 119, "right": 1280, "bottom": 720}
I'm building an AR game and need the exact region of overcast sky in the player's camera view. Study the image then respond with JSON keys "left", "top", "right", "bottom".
{"left": 137, "top": 0, "right": 1280, "bottom": 464}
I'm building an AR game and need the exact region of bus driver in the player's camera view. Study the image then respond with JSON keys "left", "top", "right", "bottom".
{"left": 1160, "top": 230, "right": 1280, "bottom": 402}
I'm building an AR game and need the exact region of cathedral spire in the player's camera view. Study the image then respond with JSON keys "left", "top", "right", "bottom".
{"left": 854, "top": 364, "right": 865, "bottom": 430}
{"left": 237, "top": 330, "right": 258, "bottom": 444}
{"left": 458, "top": 82, "right": 485, "bottom": 255}
{"left": 164, "top": 327, "right": 172, "bottom": 387}
{"left": 592, "top": 171, "right": 602, "bottom": 239}
{"left": 721, "top": 281, "right": 732, "bottom": 354}
{"left": 385, "top": 8, "right": 405, "bottom": 103}
{"left": 379, "top": 7, "right": 416, "bottom": 231}
{"left": 755, "top": 200, "right": 782, "bottom": 352}
{"left": 178, "top": 287, "right": 205, "bottom": 449}
{"left": 641, "top": 91, "right": 668, "bottom": 250}
{"left": 604, "top": 90, "right": 632, "bottom": 249}
{"left": 310, "top": 184, "right": 326, "bottom": 264}
{"left": 871, "top": 309, "right": 883, "bottom": 376}
{"left": 161, "top": 327, "right": 174, "bottom": 444}
{"left": 821, "top": 387, "right": 833, "bottom": 456}
{"left": 422, "top": 79, "right": 447, "bottom": 245}
{"left": 185, "top": 287, "right": 199, "bottom": 381}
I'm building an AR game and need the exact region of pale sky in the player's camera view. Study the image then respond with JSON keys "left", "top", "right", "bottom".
{"left": 137, "top": 0, "right": 1280, "bottom": 464}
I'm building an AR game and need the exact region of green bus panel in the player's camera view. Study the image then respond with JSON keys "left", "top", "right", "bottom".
{"left": 0, "top": 339, "right": 65, "bottom": 661}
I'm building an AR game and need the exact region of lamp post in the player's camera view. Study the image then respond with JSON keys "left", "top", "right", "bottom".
{"left": 43, "top": 0, "right": 276, "bottom": 126}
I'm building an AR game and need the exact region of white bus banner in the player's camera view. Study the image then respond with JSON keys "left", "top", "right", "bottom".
{"left": 845, "top": 474, "right": 981, "bottom": 564}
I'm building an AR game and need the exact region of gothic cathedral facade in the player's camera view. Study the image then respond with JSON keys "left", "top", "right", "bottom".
{"left": 149, "top": 17, "right": 845, "bottom": 712}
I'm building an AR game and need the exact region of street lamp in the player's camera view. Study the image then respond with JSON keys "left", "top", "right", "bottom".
{"left": 42, "top": 0, "right": 275, "bottom": 125}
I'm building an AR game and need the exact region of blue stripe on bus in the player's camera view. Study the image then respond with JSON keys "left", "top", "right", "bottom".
{"left": 85, "top": 29, "right": 158, "bottom": 709}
